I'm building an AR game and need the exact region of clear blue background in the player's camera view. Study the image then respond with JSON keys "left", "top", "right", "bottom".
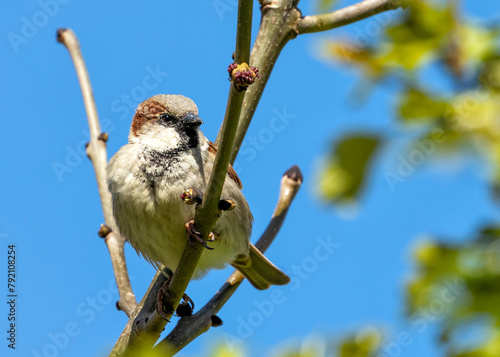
{"left": 1, "top": 1, "right": 499, "bottom": 356}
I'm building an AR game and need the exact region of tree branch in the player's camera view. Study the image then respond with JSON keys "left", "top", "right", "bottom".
{"left": 109, "top": 269, "right": 171, "bottom": 357}
{"left": 227, "top": 0, "right": 302, "bottom": 164}
{"left": 57, "top": 28, "right": 137, "bottom": 317}
{"left": 109, "top": 2, "right": 255, "bottom": 354}
{"left": 61, "top": 0, "right": 406, "bottom": 353}
{"left": 228, "top": 0, "right": 406, "bottom": 163}
{"left": 154, "top": 166, "right": 303, "bottom": 355}
{"left": 297, "top": 0, "right": 407, "bottom": 34}
{"left": 159, "top": 0, "right": 254, "bottom": 329}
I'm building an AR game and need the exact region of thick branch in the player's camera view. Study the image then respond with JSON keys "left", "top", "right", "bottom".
{"left": 155, "top": 166, "right": 303, "bottom": 355}
{"left": 109, "top": 3, "right": 255, "bottom": 354}
{"left": 57, "top": 28, "right": 137, "bottom": 317}
{"left": 297, "top": 0, "right": 406, "bottom": 34}
{"left": 160, "top": 0, "right": 254, "bottom": 329}
{"left": 109, "top": 269, "right": 171, "bottom": 357}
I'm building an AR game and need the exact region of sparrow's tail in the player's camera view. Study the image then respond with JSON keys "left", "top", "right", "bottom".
{"left": 231, "top": 243, "right": 290, "bottom": 290}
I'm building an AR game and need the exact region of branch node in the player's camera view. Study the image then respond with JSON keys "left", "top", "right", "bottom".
{"left": 98, "top": 224, "right": 112, "bottom": 238}
{"left": 98, "top": 132, "right": 109, "bottom": 142}
{"left": 218, "top": 199, "right": 236, "bottom": 211}
{"left": 180, "top": 188, "right": 203, "bottom": 205}
{"left": 56, "top": 28, "right": 68, "bottom": 43}
{"left": 85, "top": 142, "right": 91, "bottom": 159}
{"left": 284, "top": 165, "right": 304, "bottom": 184}
{"left": 210, "top": 315, "right": 223, "bottom": 327}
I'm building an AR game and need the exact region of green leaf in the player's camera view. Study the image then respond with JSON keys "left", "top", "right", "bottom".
{"left": 398, "top": 88, "right": 449, "bottom": 123}
{"left": 407, "top": 225, "right": 500, "bottom": 350}
{"left": 323, "top": 41, "right": 386, "bottom": 78}
{"left": 318, "top": 134, "right": 380, "bottom": 204}
{"left": 480, "top": 58, "right": 500, "bottom": 92}
{"left": 338, "top": 329, "right": 382, "bottom": 357}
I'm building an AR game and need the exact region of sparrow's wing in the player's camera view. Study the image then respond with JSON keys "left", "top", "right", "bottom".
{"left": 208, "top": 140, "right": 289, "bottom": 290}
{"left": 208, "top": 140, "right": 243, "bottom": 189}
{"left": 231, "top": 243, "right": 291, "bottom": 290}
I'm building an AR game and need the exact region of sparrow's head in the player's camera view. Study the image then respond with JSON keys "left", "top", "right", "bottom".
{"left": 129, "top": 94, "right": 203, "bottom": 150}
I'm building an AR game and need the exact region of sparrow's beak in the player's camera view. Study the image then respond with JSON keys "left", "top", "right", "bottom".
{"left": 181, "top": 112, "right": 203, "bottom": 128}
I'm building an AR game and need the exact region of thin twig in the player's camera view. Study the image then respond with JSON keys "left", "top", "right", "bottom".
{"left": 57, "top": 28, "right": 137, "bottom": 317}
{"left": 297, "top": 0, "right": 406, "bottom": 34}
{"left": 154, "top": 166, "right": 303, "bottom": 355}
{"left": 234, "top": 0, "right": 253, "bottom": 64}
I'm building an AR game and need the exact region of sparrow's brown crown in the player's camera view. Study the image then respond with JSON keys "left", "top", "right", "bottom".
{"left": 131, "top": 94, "right": 199, "bottom": 137}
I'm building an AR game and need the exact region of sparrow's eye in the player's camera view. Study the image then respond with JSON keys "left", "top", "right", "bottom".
{"left": 158, "top": 113, "right": 175, "bottom": 125}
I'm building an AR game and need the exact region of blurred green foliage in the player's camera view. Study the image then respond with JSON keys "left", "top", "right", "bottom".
{"left": 409, "top": 226, "right": 500, "bottom": 356}
{"left": 208, "top": 0, "right": 500, "bottom": 355}
{"left": 210, "top": 329, "right": 381, "bottom": 357}
{"left": 316, "top": 0, "right": 339, "bottom": 13}
{"left": 319, "top": 0, "right": 500, "bottom": 201}
{"left": 318, "top": 134, "right": 380, "bottom": 204}
{"left": 317, "top": 0, "right": 500, "bottom": 356}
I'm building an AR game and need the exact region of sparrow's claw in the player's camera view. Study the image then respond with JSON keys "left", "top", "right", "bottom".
{"left": 218, "top": 199, "right": 236, "bottom": 211}
{"left": 156, "top": 277, "right": 174, "bottom": 322}
{"left": 180, "top": 188, "right": 203, "bottom": 205}
{"left": 185, "top": 220, "right": 215, "bottom": 250}
{"left": 176, "top": 293, "right": 195, "bottom": 317}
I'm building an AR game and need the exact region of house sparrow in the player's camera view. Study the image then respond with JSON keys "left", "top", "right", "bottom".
{"left": 106, "top": 94, "right": 290, "bottom": 290}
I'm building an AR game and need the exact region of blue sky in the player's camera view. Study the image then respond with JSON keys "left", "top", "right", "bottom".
{"left": 2, "top": 1, "right": 499, "bottom": 356}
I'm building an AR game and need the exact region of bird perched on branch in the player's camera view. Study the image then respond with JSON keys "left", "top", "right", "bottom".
{"left": 106, "top": 94, "right": 290, "bottom": 290}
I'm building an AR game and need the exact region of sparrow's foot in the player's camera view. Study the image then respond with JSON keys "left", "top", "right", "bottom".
{"left": 185, "top": 220, "right": 215, "bottom": 250}
{"left": 156, "top": 277, "right": 174, "bottom": 322}
{"left": 176, "top": 293, "right": 195, "bottom": 317}
{"left": 181, "top": 189, "right": 235, "bottom": 212}
{"left": 180, "top": 188, "right": 203, "bottom": 205}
